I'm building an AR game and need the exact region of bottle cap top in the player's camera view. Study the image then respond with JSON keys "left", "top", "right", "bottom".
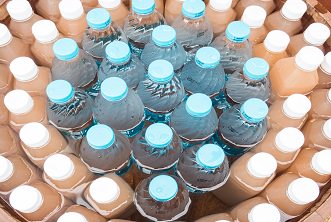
{"left": 132, "top": 0, "right": 155, "bottom": 15}
{"left": 248, "top": 203, "right": 281, "bottom": 222}
{"left": 105, "top": 40, "right": 131, "bottom": 64}
{"left": 98, "top": 0, "right": 121, "bottom": 9}
{"left": 186, "top": 93, "right": 213, "bottom": 117}
{"left": 304, "top": 23, "right": 330, "bottom": 46}
{"left": 149, "top": 175, "right": 178, "bottom": 202}
{"left": 145, "top": 123, "right": 173, "bottom": 148}
{"left": 282, "top": 94, "right": 311, "bottom": 119}
{"left": 101, "top": 77, "right": 128, "bottom": 101}
{"left": 7, "top": 0, "right": 33, "bottom": 21}
{"left": 275, "top": 127, "right": 304, "bottom": 153}
{"left": 32, "top": 20, "right": 59, "bottom": 43}
{"left": 287, "top": 178, "right": 319, "bottom": 205}
{"left": 59, "top": 0, "right": 84, "bottom": 20}
{"left": 182, "top": 0, "right": 206, "bottom": 19}
{"left": 243, "top": 57, "right": 269, "bottom": 80}
{"left": 10, "top": 57, "right": 38, "bottom": 82}
{"left": 0, "top": 24, "right": 12, "bottom": 46}
{"left": 152, "top": 25, "right": 176, "bottom": 47}
{"left": 321, "top": 52, "right": 331, "bottom": 74}
{"left": 209, "top": 0, "right": 232, "bottom": 12}
{"left": 281, "top": 0, "right": 307, "bottom": 21}
{"left": 196, "top": 144, "right": 225, "bottom": 170}
{"left": 0, "top": 156, "right": 13, "bottom": 182}
{"left": 4, "top": 90, "right": 34, "bottom": 115}
{"left": 89, "top": 177, "right": 120, "bottom": 203}
{"left": 86, "top": 8, "right": 111, "bottom": 30}
{"left": 247, "top": 152, "right": 277, "bottom": 178}
{"left": 53, "top": 38, "right": 79, "bottom": 61}
{"left": 263, "top": 30, "right": 290, "bottom": 53}
{"left": 322, "top": 119, "right": 331, "bottom": 140}
{"left": 195, "top": 47, "right": 220, "bottom": 69}
{"left": 9, "top": 185, "right": 43, "bottom": 213}
{"left": 311, "top": 150, "right": 331, "bottom": 175}
{"left": 19, "top": 122, "right": 50, "bottom": 148}
{"left": 46, "top": 80, "right": 75, "bottom": 104}
{"left": 295, "top": 46, "right": 324, "bottom": 71}
{"left": 58, "top": 212, "right": 88, "bottom": 222}
{"left": 225, "top": 21, "right": 250, "bottom": 43}
{"left": 240, "top": 98, "right": 268, "bottom": 123}
{"left": 241, "top": 6, "right": 266, "bottom": 28}
{"left": 148, "top": 60, "right": 174, "bottom": 84}
{"left": 86, "top": 124, "right": 115, "bottom": 149}
{"left": 44, "top": 154, "right": 75, "bottom": 180}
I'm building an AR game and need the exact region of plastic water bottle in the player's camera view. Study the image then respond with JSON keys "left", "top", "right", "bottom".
{"left": 123, "top": 0, "right": 165, "bottom": 56}
{"left": 169, "top": 93, "right": 218, "bottom": 148}
{"left": 98, "top": 41, "right": 145, "bottom": 89}
{"left": 176, "top": 144, "right": 230, "bottom": 193}
{"left": 94, "top": 77, "right": 145, "bottom": 137}
{"left": 141, "top": 25, "right": 186, "bottom": 71}
{"left": 82, "top": 8, "right": 127, "bottom": 66}
{"left": 46, "top": 80, "right": 94, "bottom": 140}
{"left": 52, "top": 38, "right": 100, "bottom": 97}
{"left": 134, "top": 174, "right": 191, "bottom": 221}
{"left": 214, "top": 98, "right": 268, "bottom": 156}
{"left": 211, "top": 21, "right": 252, "bottom": 74}
{"left": 172, "top": 0, "right": 213, "bottom": 58}
{"left": 137, "top": 60, "right": 185, "bottom": 123}
{"left": 226, "top": 57, "right": 270, "bottom": 104}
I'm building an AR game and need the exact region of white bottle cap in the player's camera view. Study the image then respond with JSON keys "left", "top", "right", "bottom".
{"left": 247, "top": 152, "right": 277, "bottom": 178}
{"left": 44, "top": 154, "right": 75, "bottom": 181}
{"left": 248, "top": 203, "right": 281, "bottom": 222}
{"left": 0, "top": 156, "right": 14, "bottom": 182}
{"left": 89, "top": 177, "right": 120, "bottom": 204}
{"left": 19, "top": 122, "right": 50, "bottom": 148}
{"left": 6, "top": 0, "right": 33, "bottom": 21}
{"left": 304, "top": 23, "right": 331, "bottom": 46}
{"left": 311, "top": 150, "right": 331, "bottom": 175}
{"left": 57, "top": 212, "right": 88, "bottom": 222}
{"left": 9, "top": 185, "right": 43, "bottom": 213}
{"left": 281, "top": 0, "right": 307, "bottom": 21}
{"left": 0, "top": 24, "right": 13, "bottom": 46}
{"left": 4, "top": 90, "right": 34, "bottom": 115}
{"left": 241, "top": 6, "right": 267, "bottom": 28}
{"left": 98, "top": 0, "right": 121, "bottom": 9}
{"left": 59, "top": 0, "right": 84, "bottom": 20}
{"left": 322, "top": 119, "right": 331, "bottom": 140}
{"left": 287, "top": 178, "right": 319, "bottom": 205}
{"left": 275, "top": 127, "right": 305, "bottom": 153}
{"left": 32, "top": 20, "right": 59, "bottom": 43}
{"left": 209, "top": 0, "right": 232, "bottom": 12}
{"left": 263, "top": 30, "right": 290, "bottom": 53}
{"left": 295, "top": 46, "right": 324, "bottom": 72}
{"left": 10, "top": 57, "right": 39, "bottom": 82}
{"left": 321, "top": 52, "right": 331, "bottom": 74}
{"left": 282, "top": 94, "right": 311, "bottom": 119}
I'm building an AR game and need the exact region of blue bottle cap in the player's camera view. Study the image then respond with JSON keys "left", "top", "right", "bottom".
{"left": 225, "top": 21, "right": 250, "bottom": 43}
{"left": 148, "top": 60, "right": 174, "bottom": 84}
{"left": 86, "top": 124, "right": 115, "bottom": 149}
{"left": 196, "top": 144, "right": 225, "bottom": 170}
{"left": 105, "top": 41, "right": 131, "bottom": 64}
{"left": 195, "top": 47, "right": 220, "bottom": 69}
{"left": 182, "top": 0, "right": 206, "bottom": 19}
{"left": 152, "top": 25, "right": 176, "bottom": 47}
{"left": 145, "top": 123, "right": 173, "bottom": 148}
{"left": 86, "top": 8, "right": 111, "bottom": 30}
{"left": 53, "top": 38, "right": 79, "bottom": 61}
{"left": 185, "top": 93, "right": 212, "bottom": 117}
{"left": 243, "top": 57, "right": 269, "bottom": 80}
{"left": 240, "top": 98, "right": 268, "bottom": 123}
{"left": 101, "top": 77, "right": 128, "bottom": 102}
{"left": 149, "top": 175, "right": 178, "bottom": 202}
{"left": 46, "top": 80, "right": 74, "bottom": 104}
{"left": 132, "top": 0, "right": 155, "bottom": 15}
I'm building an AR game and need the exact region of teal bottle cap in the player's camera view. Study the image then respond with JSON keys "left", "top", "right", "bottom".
{"left": 152, "top": 25, "right": 176, "bottom": 47}
{"left": 240, "top": 98, "right": 268, "bottom": 123}
{"left": 53, "top": 38, "right": 79, "bottom": 61}
{"left": 148, "top": 60, "right": 174, "bottom": 84}
{"left": 243, "top": 57, "right": 269, "bottom": 80}
{"left": 101, "top": 77, "right": 128, "bottom": 102}
{"left": 145, "top": 123, "right": 173, "bottom": 148}
{"left": 149, "top": 175, "right": 178, "bottom": 202}
{"left": 196, "top": 144, "right": 225, "bottom": 170}
{"left": 46, "top": 80, "right": 74, "bottom": 104}
{"left": 86, "top": 124, "right": 115, "bottom": 149}
{"left": 195, "top": 47, "right": 220, "bottom": 69}
{"left": 182, "top": 0, "right": 206, "bottom": 19}
{"left": 86, "top": 8, "right": 111, "bottom": 30}
{"left": 186, "top": 93, "right": 212, "bottom": 117}
{"left": 132, "top": 0, "right": 155, "bottom": 15}
{"left": 105, "top": 41, "right": 131, "bottom": 64}
{"left": 225, "top": 21, "right": 250, "bottom": 43}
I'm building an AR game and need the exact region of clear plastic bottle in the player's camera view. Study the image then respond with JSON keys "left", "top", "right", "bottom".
{"left": 46, "top": 80, "right": 94, "bottom": 140}
{"left": 81, "top": 0, "right": 99, "bottom": 12}
{"left": 169, "top": 93, "right": 218, "bottom": 147}
{"left": 124, "top": 0, "right": 165, "bottom": 56}
{"left": 172, "top": 0, "right": 213, "bottom": 58}
{"left": 59, "top": 205, "right": 107, "bottom": 222}
{"left": 98, "top": 41, "right": 145, "bottom": 89}
{"left": 211, "top": 21, "right": 251, "bottom": 74}
{"left": 0, "top": 126, "right": 22, "bottom": 157}
{"left": 316, "top": 52, "right": 331, "bottom": 89}
{"left": 0, "top": 64, "right": 13, "bottom": 94}
{"left": 141, "top": 25, "right": 186, "bottom": 71}
{"left": 82, "top": 8, "right": 127, "bottom": 66}
{"left": 302, "top": 118, "right": 331, "bottom": 151}
{"left": 235, "top": 0, "right": 275, "bottom": 19}
{"left": 0, "top": 95, "right": 8, "bottom": 125}
{"left": 52, "top": 38, "right": 99, "bottom": 97}
{"left": 35, "top": 0, "right": 61, "bottom": 22}
{"left": 308, "top": 88, "right": 331, "bottom": 120}
{"left": 98, "top": 0, "right": 129, "bottom": 28}
{"left": 164, "top": 0, "right": 185, "bottom": 25}
{"left": 215, "top": 98, "right": 268, "bottom": 156}
{"left": 94, "top": 77, "right": 145, "bottom": 137}
{"left": 134, "top": 174, "right": 191, "bottom": 221}
{"left": 137, "top": 60, "right": 185, "bottom": 123}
